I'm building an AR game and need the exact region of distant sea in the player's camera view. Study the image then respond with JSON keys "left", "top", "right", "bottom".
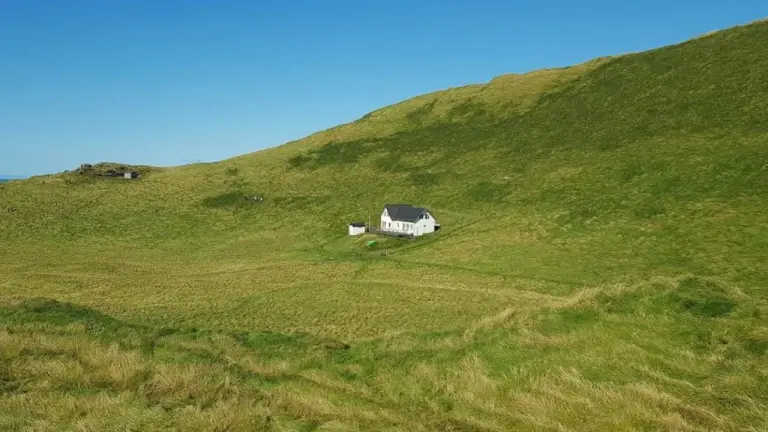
{"left": 0, "top": 179, "right": 9, "bottom": 183}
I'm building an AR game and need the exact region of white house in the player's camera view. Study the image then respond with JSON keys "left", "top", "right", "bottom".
{"left": 348, "top": 222, "right": 366, "bottom": 236}
{"left": 380, "top": 204, "right": 438, "bottom": 237}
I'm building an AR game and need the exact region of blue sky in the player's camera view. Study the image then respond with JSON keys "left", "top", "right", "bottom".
{"left": 1, "top": 1, "right": 766, "bottom": 177}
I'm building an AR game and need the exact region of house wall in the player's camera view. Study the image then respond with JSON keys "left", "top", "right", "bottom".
{"left": 414, "top": 219, "right": 434, "bottom": 236}
{"left": 414, "top": 212, "right": 436, "bottom": 236}
{"left": 380, "top": 209, "right": 394, "bottom": 231}
{"left": 380, "top": 212, "right": 410, "bottom": 234}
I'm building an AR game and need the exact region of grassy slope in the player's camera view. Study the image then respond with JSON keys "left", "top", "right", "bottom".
{"left": 1, "top": 19, "right": 767, "bottom": 431}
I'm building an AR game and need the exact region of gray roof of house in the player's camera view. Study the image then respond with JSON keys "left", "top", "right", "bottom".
{"left": 383, "top": 204, "right": 429, "bottom": 223}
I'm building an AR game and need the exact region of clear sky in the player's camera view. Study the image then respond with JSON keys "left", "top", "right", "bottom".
{"left": 1, "top": 1, "right": 766, "bottom": 177}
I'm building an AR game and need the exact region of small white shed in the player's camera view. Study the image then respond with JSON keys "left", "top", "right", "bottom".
{"left": 348, "top": 222, "right": 366, "bottom": 236}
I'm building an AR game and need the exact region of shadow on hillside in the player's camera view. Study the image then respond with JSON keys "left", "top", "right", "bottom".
{"left": 286, "top": 100, "right": 499, "bottom": 173}
{"left": 0, "top": 297, "right": 352, "bottom": 355}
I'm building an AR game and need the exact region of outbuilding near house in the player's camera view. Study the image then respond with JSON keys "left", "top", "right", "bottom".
{"left": 348, "top": 222, "right": 366, "bottom": 236}
{"left": 123, "top": 171, "right": 140, "bottom": 179}
{"left": 380, "top": 204, "right": 438, "bottom": 237}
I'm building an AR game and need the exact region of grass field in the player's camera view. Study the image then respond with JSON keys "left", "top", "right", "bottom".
{"left": 1, "top": 18, "right": 767, "bottom": 431}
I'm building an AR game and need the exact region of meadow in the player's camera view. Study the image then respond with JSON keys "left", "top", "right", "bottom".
{"left": 0, "top": 18, "right": 767, "bottom": 431}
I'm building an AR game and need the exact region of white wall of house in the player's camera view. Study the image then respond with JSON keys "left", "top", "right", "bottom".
{"left": 414, "top": 212, "right": 436, "bottom": 236}
{"left": 381, "top": 217, "right": 410, "bottom": 234}
{"left": 380, "top": 208, "right": 395, "bottom": 232}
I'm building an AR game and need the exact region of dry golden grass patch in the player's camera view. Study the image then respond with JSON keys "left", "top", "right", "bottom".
{"left": 32, "top": 269, "right": 499, "bottom": 339}
{"left": 269, "top": 382, "right": 406, "bottom": 428}
{"left": 1, "top": 270, "right": 766, "bottom": 431}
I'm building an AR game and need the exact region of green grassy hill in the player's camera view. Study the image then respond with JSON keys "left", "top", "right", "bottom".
{"left": 1, "top": 18, "right": 767, "bottom": 431}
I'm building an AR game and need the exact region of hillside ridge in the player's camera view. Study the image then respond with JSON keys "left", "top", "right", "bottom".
{"left": 233, "top": 16, "right": 766, "bottom": 164}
